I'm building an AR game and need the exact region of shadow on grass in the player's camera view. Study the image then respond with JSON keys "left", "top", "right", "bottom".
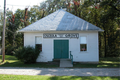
{"left": 0, "top": 55, "right": 59, "bottom": 68}
{"left": 1, "top": 60, "right": 119, "bottom": 68}
{"left": 73, "top": 62, "right": 120, "bottom": 68}
{"left": 100, "top": 57, "right": 120, "bottom": 62}
{"left": 73, "top": 57, "right": 120, "bottom": 68}
{"left": 0, "top": 55, "right": 120, "bottom": 68}
{"left": 0, "top": 61, "right": 59, "bottom": 68}
{"left": 48, "top": 76, "right": 120, "bottom": 80}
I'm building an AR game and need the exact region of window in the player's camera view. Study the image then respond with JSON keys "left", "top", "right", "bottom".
{"left": 35, "top": 36, "right": 42, "bottom": 51}
{"left": 80, "top": 36, "right": 87, "bottom": 51}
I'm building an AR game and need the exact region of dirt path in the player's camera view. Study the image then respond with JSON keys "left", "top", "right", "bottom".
{"left": 0, "top": 67, "right": 119, "bottom": 76}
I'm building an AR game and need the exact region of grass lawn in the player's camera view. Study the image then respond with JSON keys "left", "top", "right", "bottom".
{"left": 0, "top": 55, "right": 120, "bottom": 68}
{"left": 0, "top": 55, "right": 59, "bottom": 68}
{"left": 0, "top": 74, "right": 120, "bottom": 80}
{"left": 74, "top": 57, "right": 120, "bottom": 68}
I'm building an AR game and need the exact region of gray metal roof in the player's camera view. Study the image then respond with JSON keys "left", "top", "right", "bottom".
{"left": 19, "top": 9, "right": 103, "bottom": 32}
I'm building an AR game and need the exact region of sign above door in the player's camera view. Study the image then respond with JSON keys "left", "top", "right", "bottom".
{"left": 43, "top": 33, "right": 79, "bottom": 38}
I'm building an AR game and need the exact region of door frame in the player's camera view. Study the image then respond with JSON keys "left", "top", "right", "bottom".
{"left": 53, "top": 39, "right": 69, "bottom": 59}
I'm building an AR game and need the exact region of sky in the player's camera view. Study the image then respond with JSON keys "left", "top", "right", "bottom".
{"left": 0, "top": 0, "right": 46, "bottom": 12}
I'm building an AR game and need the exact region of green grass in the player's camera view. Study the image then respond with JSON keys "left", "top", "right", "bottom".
{"left": 74, "top": 57, "right": 120, "bottom": 68}
{"left": 0, "top": 55, "right": 59, "bottom": 67}
{"left": 0, "top": 74, "right": 120, "bottom": 80}
{"left": 0, "top": 55, "right": 120, "bottom": 68}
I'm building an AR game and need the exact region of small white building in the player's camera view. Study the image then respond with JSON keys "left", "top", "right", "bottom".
{"left": 19, "top": 9, "right": 103, "bottom": 63}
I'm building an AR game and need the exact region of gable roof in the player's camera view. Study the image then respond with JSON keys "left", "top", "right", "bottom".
{"left": 19, "top": 9, "right": 103, "bottom": 32}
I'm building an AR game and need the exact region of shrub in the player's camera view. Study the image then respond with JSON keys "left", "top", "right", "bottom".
{"left": 15, "top": 46, "right": 40, "bottom": 64}
{"left": 5, "top": 46, "right": 16, "bottom": 55}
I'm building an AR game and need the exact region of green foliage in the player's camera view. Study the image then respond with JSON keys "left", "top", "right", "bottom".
{"left": 15, "top": 46, "right": 40, "bottom": 64}
{"left": 5, "top": 9, "right": 24, "bottom": 52}
{"left": 35, "top": 44, "right": 41, "bottom": 55}
{"left": 5, "top": 46, "right": 15, "bottom": 55}
{"left": 29, "top": 5, "right": 42, "bottom": 23}
{"left": 15, "top": 33, "right": 24, "bottom": 47}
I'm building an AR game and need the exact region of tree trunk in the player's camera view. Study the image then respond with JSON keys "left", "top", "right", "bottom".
{"left": 13, "top": 33, "right": 15, "bottom": 47}
{"left": 41, "top": 10, "right": 45, "bottom": 18}
{"left": 104, "top": 31, "right": 107, "bottom": 57}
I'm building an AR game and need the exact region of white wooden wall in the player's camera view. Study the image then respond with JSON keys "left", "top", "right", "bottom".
{"left": 24, "top": 31, "right": 99, "bottom": 62}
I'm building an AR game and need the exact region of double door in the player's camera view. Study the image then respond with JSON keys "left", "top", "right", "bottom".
{"left": 54, "top": 40, "right": 69, "bottom": 59}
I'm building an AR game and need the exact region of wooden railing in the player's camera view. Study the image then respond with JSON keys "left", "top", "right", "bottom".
{"left": 70, "top": 51, "right": 73, "bottom": 64}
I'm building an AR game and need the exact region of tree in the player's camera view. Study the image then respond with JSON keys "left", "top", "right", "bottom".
{"left": 20, "top": 8, "right": 30, "bottom": 27}
{"left": 100, "top": 0, "right": 120, "bottom": 57}
{"left": 71, "top": 0, "right": 120, "bottom": 57}
{"left": 0, "top": 10, "right": 3, "bottom": 47}
{"left": 29, "top": 5, "right": 44, "bottom": 23}
{"left": 5, "top": 9, "right": 25, "bottom": 55}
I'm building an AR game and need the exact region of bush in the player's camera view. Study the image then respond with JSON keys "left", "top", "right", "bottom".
{"left": 15, "top": 46, "right": 40, "bottom": 64}
{"left": 5, "top": 46, "right": 16, "bottom": 55}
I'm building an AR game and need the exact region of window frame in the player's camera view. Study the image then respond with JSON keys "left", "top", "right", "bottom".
{"left": 35, "top": 36, "right": 42, "bottom": 51}
{"left": 79, "top": 36, "right": 87, "bottom": 52}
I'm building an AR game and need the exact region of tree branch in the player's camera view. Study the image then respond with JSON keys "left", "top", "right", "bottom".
{"left": 109, "top": 3, "right": 120, "bottom": 12}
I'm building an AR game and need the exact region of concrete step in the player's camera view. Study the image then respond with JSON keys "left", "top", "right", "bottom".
{"left": 60, "top": 59, "right": 73, "bottom": 67}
